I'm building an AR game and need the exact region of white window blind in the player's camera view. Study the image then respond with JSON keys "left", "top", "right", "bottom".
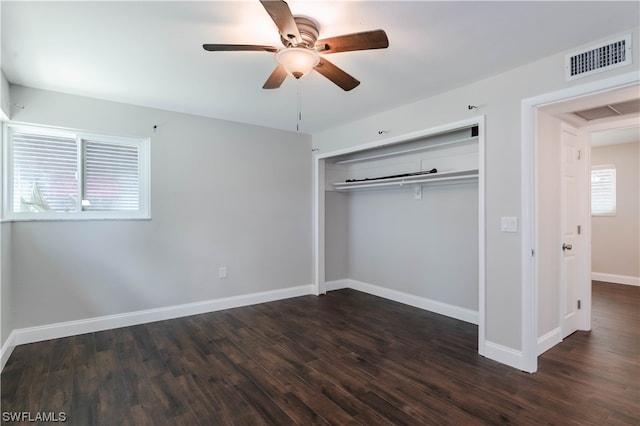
{"left": 591, "top": 165, "right": 616, "bottom": 216}
{"left": 4, "top": 123, "right": 150, "bottom": 220}
{"left": 83, "top": 140, "right": 140, "bottom": 211}
{"left": 12, "top": 131, "right": 78, "bottom": 213}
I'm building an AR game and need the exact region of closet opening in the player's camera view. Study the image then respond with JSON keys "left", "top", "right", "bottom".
{"left": 313, "top": 117, "right": 486, "bottom": 355}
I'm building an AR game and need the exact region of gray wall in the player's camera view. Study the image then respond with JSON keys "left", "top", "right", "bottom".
{"left": 324, "top": 191, "right": 348, "bottom": 282}
{"left": 591, "top": 141, "right": 640, "bottom": 278}
{"left": 0, "top": 71, "right": 9, "bottom": 119}
{"left": 347, "top": 184, "right": 479, "bottom": 310}
{"left": 1, "top": 223, "right": 12, "bottom": 348}
{"left": 7, "top": 85, "right": 312, "bottom": 329}
{"left": 312, "top": 28, "right": 640, "bottom": 351}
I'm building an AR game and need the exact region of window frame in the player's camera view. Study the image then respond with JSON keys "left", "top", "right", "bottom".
{"left": 590, "top": 164, "right": 616, "bottom": 217}
{"left": 2, "top": 122, "right": 150, "bottom": 221}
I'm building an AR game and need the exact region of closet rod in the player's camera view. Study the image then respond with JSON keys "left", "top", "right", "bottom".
{"left": 335, "top": 173, "right": 478, "bottom": 190}
{"left": 334, "top": 168, "right": 478, "bottom": 187}
{"left": 335, "top": 136, "right": 478, "bottom": 165}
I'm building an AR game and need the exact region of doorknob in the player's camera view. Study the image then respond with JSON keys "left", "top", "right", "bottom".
{"left": 562, "top": 243, "right": 573, "bottom": 251}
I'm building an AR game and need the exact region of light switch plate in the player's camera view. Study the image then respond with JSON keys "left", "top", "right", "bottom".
{"left": 501, "top": 216, "right": 518, "bottom": 233}
{"left": 219, "top": 266, "right": 228, "bottom": 279}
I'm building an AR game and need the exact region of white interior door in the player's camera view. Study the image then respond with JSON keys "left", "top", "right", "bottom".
{"left": 560, "top": 124, "right": 584, "bottom": 338}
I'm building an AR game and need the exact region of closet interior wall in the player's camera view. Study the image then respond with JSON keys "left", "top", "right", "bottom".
{"left": 324, "top": 127, "right": 480, "bottom": 317}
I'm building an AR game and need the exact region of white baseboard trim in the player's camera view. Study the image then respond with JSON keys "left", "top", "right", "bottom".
{"left": 325, "top": 279, "right": 350, "bottom": 292}
{"left": 537, "top": 327, "right": 562, "bottom": 355}
{"left": 484, "top": 340, "right": 525, "bottom": 371}
{"left": 3, "top": 284, "right": 314, "bottom": 370}
{"left": 0, "top": 330, "right": 17, "bottom": 372}
{"left": 328, "top": 278, "right": 479, "bottom": 325}
{"left": 592, "top": 272, "right": 640, "bottom": 286}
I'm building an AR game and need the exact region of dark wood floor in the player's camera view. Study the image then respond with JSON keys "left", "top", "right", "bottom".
{"left": 1, "top": 281, "right": 638, "bottom": 425}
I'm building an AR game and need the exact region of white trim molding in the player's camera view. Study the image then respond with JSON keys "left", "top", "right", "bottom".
{"left": 326, "top": 279, "right": 479, "bottom": 325}
{"left": 0, "top": 331, "right": 17, "bottom": 371}
{"left": 592, "top": 273, "right": 640, "bottom": 286}
{"left": 0, "top": 284, "right": 313, "bottom": 372}
{"left": 484, "top": 341, "right": 525, "bottom": 371}
{"left": 325, "top": 279, "right": 351, "bottom": 292}
{"left": 537, "top": 327, "right": 562, "bottom": 356}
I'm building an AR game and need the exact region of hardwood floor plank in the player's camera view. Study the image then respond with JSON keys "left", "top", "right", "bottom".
{"left": 153, "top": 372, "right": 193, "bottom": 418}
{"left": 129, "top": 324, "right": 171, "bottom": 379}
{"left": 240, "top": 343, "right": 358, "bottom": 424}
{"left": 173, "top": 373, "right": 227, "bottom": 426}
{"left": 70, "top": 364, "right": 98, "bottom": 413}
{"left": 206, "top": 335, "right": 322, "bottom": 424}
{"left": 1, "top": 340, "right": 54, "bottom": 414}
{"left": 282, "top": 329, "right": 350, "bottom": 362}
{"left": 67, "top": 401, "right": 99, "bottom": 426}
{"left": 126, "top": 403, "right": 162, "bottom": 426}
{"left": 394, "top": 383, "right": 485, "bottom": 425}
{"left": 93, "top": 329, "right": 116, "bottom": 353}
{"left": 197, "top": 357, "right": 261, "bottom": 423}
{"left": 94, "top": 349, "right": 130, "bottom": 425}
{"left": 296, "top": 364, "right": 392, "bottom": 425}
{"left": 39, "top": 369, "right": 73, "bottom": 415}
{"left": 233, "top": 378, "right": 296, "bottom": 425}
{"left": 72, "top": 333, "right": 97, "bottom": 372}
{"left": 0, "top": 368, "right": 23, "bottom": 412}
{"left": 357, "top": 390, "right": 418, "bottom": 425}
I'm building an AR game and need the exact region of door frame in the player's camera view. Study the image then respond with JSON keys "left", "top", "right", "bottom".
{"left": 521, "top": 71, "right": 639, "bottom": 373}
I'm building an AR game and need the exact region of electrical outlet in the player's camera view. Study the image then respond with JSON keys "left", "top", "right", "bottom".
{"left": 219, "top": 266, "right": 228, "bottom": 279}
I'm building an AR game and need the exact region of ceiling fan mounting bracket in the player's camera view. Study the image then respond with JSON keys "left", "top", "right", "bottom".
{"left": 281, "top": 16, "right": 320, "bottom": 48}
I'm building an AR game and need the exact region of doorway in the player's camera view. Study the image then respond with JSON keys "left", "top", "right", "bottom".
{"left": 521, "top": 72, "right": 639, "bottom": 372}
{"left": 589, "top": 124, "right": 640, "bottom": 285}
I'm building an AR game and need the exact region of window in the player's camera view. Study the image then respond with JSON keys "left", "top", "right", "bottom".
{"left": 3, "top": 123, "right": 150, "bottom": 220}
{"left": 591, "top": 165, "right": 616, "bottom": 216}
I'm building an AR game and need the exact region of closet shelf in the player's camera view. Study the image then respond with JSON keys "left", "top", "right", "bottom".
{"left": 334, "top": 136, "right": 478, "bottom": 164}
{"left": 333, "top": 168, "right": 479, "bottom": 191}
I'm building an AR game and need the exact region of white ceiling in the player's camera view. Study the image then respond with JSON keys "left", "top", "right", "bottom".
{"left": 2, "top": 1, "right": 639, "bottom": 134}
{"left": 591, "top": 126, "right": 639, "bottom": 147}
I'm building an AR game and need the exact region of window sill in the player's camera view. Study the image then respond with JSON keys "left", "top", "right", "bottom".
{"left": 1, "top": 216, "right": 152, "bottom": 223}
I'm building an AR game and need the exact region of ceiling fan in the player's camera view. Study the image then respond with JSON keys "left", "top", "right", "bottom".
{"left": 203, "top": 0, "right": 389, "bottom": 91}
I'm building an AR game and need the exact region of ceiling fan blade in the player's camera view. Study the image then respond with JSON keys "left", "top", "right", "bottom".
{"left": 259, "top": 0, "right": 302, "bottom": 46}
{"left": 263, "top": 64, "right": 288, "bottom": 89}
{"left": 316, "top": 29, "right": 389, "bottom": 54}
{"left": 203, "top": 44, "right": 279, "bottom": 52}
{"left": 314, "top": 58, "right": 360, "bottom": 91}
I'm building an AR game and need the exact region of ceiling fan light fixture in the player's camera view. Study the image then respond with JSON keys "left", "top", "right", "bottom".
{"left": 276, "top": 47, "right": 320, "bottom": 79}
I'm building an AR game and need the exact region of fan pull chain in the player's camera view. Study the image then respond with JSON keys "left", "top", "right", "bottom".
{"left": 296, "top": 83, "right": 302, "bottom": 132}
